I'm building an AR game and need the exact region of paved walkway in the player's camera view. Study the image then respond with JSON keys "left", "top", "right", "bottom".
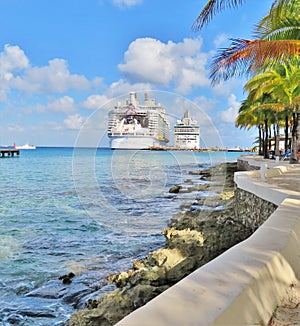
{"left": 240, "top": 154, "right": 300, "bottom": 193}
{"left": 240, "top": 155, "right": 300, "bottom": 325}
{"left": 266, "top": 165, "right": 300, "bottom": 193}
{"left": 265, "top": 163, "right": 300, "bottom": 325}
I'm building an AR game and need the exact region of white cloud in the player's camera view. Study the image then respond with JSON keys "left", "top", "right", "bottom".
{"left": 118, "top": 37, "right": 210, "bottom": 94}
{"left": 81, "top": 79, "right": 152, "bottom": 111}
{"left": 38, "top": 120, "right": 63, "bottom": 131}
{"left": 193, "top": 95, "right": 218, "bottom": 113}
{"left": 48, "top": 96, "right": 76, "bottom": 114}
{"left": 0, "top": 43, "right": 102, "bottom": 97}
{"left": 63, "top": 114, "right": 84, "bottom": 130}
{"left": 109, "top": 79, "right": 152, "bottom": 97}
{"left": 112, "top": 0, "right": 143, "bottom": 8}
{"left": 0, "top": 44, "right": 29, "bottom": 74}
{"left": 219, "top": 94, "right": 241, "bottom": 123}
{"left": 0, "top": 44, "right": 30, "bottom": 100}
{"left": 12, "top": 58, "right": 92, "bottom": 93}
{"left": 211, "top": 78, "right": 244, "bottom": 97}
{"left": 82, "top": 94, "right": 110, "bottom": 110}
{"left": 213, "top": 34, "right": 229, "bottom": 48}
{"left": 7, "top": 123, "right": 25, "bottom": 132}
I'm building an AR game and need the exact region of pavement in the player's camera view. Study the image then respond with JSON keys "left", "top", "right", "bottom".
{"left": 266, "top": 163, "right": 300, "bottom": 325}
{"left": 266, "top": 165, "right": 300, "bottom": 193}
{"left": 239, "top": 154, "right": 300, "bottom": 193}
{"left": 240, "top": 155, "right": 300, "bottom": 325}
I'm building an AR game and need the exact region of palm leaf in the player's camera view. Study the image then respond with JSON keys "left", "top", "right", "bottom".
{"left": 192, "top": 0, "right": 245, "bottom": 30}
{"left": 256, "top": 0, "right": 300, "bottom": 40}
{"left": 210, "top": 38, "right": 300, "bottom": 83}
{"left": 247, "top": 103, "right": 286, "bottom": 114}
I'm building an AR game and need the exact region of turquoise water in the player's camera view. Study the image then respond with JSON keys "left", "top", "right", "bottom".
{"left": 0, "top": 148, "right": 246, "bottom": 325}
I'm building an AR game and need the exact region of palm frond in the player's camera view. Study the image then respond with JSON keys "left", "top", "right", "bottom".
{"left": 192, "top": 0, "right": 245, "bottom": 31}
{"left": 269, "top": 0, "right": 299, "bottom": 17}
{"left": 248, "top": 103, "right": 286, "bottom": 114}
{"left": 256, "top": 15, "right": 300, "bottom": 40}
{"left": 210, "top": 38, "right": 300, "bottom": 84}
{"left": 293, "top": 94, "right": 300, "bottom": 105}
{"left": 256, "top": 0, "right": 300, "bottom": 39}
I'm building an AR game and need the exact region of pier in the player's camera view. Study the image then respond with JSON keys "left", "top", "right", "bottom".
{"left": 0, "top": 149, "right": 20, "bottom": 158}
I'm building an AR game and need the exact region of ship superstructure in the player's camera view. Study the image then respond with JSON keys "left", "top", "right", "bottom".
{"left": 108, "top": 92, "right": 170, "bottom": 149}
{"left": 174, "top": 110, "right": 200, "bottom": 149}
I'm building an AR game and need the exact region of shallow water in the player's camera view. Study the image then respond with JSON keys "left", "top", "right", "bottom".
{"left": 0, "top": 148, "right": 244, "bottom": 325}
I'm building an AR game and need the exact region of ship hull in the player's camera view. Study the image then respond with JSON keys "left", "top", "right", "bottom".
{"left": 109, "top": 136, "right": 165, "bottom": 150}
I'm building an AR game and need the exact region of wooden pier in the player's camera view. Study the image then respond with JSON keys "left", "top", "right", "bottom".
{"left": 0, "top": 149, "right": 20, "bottom": 158}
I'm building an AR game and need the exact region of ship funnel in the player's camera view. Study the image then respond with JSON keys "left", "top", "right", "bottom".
{"left": 129, "top": 92, "right": 139, "bottom": 106}
{"left": 144, "top": 93, "right": 148, "bottom": 102}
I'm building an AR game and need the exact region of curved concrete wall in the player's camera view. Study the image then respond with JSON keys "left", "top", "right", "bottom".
{"left": 117, "top": 160, "right": 300, "bottom": 326}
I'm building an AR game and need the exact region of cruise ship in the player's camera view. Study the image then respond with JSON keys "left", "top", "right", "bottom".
{"left": 174, "top": 110, "right": 200, "bottom": 149}
{"left": 107, "top": 92, "right": 170, "bottom": 149}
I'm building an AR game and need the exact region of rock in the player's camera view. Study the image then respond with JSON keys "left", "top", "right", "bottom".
{"left": 59, "top": 272, "right": 76, "bottom": 284}
{"left": 66, "top": 162, "right": 257, "bottom": 326}
{"left": 179, "top": 202, "right": 193, "bottom": 209}
{"left": 66, "top": 285, "right": 169, "bottom": 326}
{"left": 188, "top": 170, "right": 203, "bottom": 175}
{"left": 169, "top": 185, "right": 181, "bottom": 193}
{"left": 162, "top": 227, "right": 204, "bottom": 248}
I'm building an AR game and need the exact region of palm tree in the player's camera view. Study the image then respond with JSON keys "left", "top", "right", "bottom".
{"left": 238, "top": 91, "right": 281, "bottom": 158}
{"left": 193, "top": 0, "right": 297, "bottom": 30}
{"left": 193, "top": 0, "right": 246, "bottom": 30}
{"left": 193, "top": 0, "right": 300, "bottom": 83}
{"left": 236, "top": 99, "right": 265, "bottom": 154}
{"left": 194, "top": 0, "right": 300, "bottom": 161}
{"left": 244, "top": 60, "right": 300, "bottom": 161}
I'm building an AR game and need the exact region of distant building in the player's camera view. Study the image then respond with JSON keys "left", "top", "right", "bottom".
{"left": 174, "top": 110, "right": 200, "bottom": 149}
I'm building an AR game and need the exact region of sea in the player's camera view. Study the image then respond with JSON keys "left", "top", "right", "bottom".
{"left": 0, "top": 147, "right": 248, "bottom": 325}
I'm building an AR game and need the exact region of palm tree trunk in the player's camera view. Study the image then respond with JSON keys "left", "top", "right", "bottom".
{"left": 290, "top": 112, "right": 298, "bottom": 163}
{"left": 275, "top": 121, "right": 280, "bottom": 157}
{"left": 284, "top": 115, "right": 289, "bottom": 152}
{"left": 258, "top": 125, "right": 263, "bottom": 155}
{"left": 261, "top": 125, "right": 265, "bottom": 156}
{"left": 268, "top": 126, "right": 272, "bottom": 151}
{"left": 264, "top": 118, "right": 269, "bottom": 159}
{"left": 296, "top": 111, "right": 300, "bottom": 163}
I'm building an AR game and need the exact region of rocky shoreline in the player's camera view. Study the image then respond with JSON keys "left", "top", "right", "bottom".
{"left": 66, "top": 162, "right": 263, "bottom": 326}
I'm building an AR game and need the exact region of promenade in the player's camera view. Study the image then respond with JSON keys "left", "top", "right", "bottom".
{"left": 117, "top": 156, "right": 300, "bottom": 325}
{"left": 240, "top": 154, "right": 300, "bottom": 195}
{"left": 237, "top": 155, "right": 300, "bottom": 325}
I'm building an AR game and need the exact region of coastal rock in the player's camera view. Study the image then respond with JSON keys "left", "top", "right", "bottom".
{"left": 59, "top": 272, "right": 75, "bottom": 284}
{"left": 67, "top": 162, "right": 271, "bottom": 326}
{"left": 66, "top": 285, "right": 169, "bottom": 326}
{"left": 169, "top": 185, "right": 181, "bottom": 193}
{"left": 188, "top": 170, "right": 203, "bottom": 175}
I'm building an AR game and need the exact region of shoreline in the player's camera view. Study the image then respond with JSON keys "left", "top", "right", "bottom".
{"left": 66, "top": 161, "right": 264, "bottom": 325}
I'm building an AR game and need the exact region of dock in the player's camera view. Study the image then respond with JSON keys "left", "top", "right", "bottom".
{"left": 0, "top": 149, "right": 20, "bottom": 158}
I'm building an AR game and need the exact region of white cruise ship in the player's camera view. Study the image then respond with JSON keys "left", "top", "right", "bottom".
{"left": 174, "top": 110, "right": 200, "bottom": 149}
{"left": 107, "top": 92, "right": 170, "bottom": 149}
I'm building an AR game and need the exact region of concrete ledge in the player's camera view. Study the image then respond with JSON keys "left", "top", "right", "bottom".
{"left": 117, "top": 163, "right": 300, "bottom": 325}
{"left": 235, "top": 165, "right": 299, "bottom": 205}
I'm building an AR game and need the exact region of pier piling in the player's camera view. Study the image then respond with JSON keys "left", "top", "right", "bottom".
{"left": 0, "top": 149, "right": 20, "bottom": 158}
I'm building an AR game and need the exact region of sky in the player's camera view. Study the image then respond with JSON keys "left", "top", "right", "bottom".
{"left": 0, "top": 0, "right": 274, "bottom": 148}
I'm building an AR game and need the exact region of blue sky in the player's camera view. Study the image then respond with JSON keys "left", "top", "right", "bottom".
{"left": 0, "top": 0, "right": 273, "bottom": 148}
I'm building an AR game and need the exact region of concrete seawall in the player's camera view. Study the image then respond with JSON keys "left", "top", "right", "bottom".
{"left": 117, "top": 156, "right": 300, "bottom": 325}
